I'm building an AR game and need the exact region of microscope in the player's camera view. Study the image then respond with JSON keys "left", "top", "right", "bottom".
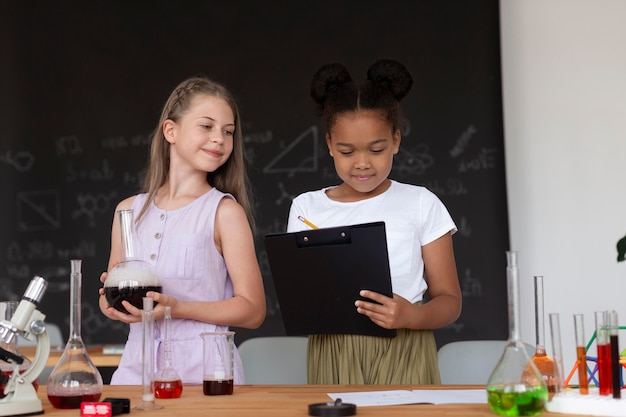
{"left": 0, "top": 276, "right": 51, "bottom": 416}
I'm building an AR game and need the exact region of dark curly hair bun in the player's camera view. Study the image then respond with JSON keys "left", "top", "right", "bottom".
{"left": 310, "top": 62, "right": 353, "bottom": 104}
{"left": 367, "top": 59, "right": 413, "bottom": 101}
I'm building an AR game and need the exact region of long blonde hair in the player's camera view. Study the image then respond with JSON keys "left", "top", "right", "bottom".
{"left": 137, "top": 76, "right": 255, "bottom": 230}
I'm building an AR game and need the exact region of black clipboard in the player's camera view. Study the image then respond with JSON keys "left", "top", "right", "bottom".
{"left": 264, "top": 221, "right": 396, "bottom": 338}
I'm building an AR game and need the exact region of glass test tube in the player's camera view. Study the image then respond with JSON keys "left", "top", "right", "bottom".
{"left": 134, "top": 297, "right": 163, "bottom": 411}
{"left": 609, "top": 311, "right": 621, "bottom": 399}
{"left": 573, "top": 314, "right": 588, "bottom": 394}
{"left": 532, "top": 276, "right": 555, "bottom": 393}
{"left": 549, "top": 313, "right": 565, "bottom": 394}
{"left": 595, "top": 311, "right": 612, "bottom": 396}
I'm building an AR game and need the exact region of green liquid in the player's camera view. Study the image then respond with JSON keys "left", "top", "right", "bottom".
{"left": 487, "top": 385, "right": 548, "bottom": 416}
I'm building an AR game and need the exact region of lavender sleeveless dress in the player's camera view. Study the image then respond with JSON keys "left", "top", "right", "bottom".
{"left": 110, "top": 188, "right": 244, "bottom": 385}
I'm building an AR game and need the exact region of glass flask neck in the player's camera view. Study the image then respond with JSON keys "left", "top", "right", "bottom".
{"left": 533, "top": 275, "right": 546, "bottom": 349}
{"left": 69, "top": 259, "right": 83, "bottom": 340}
{"left": 163, "top": 307, "right": 173, "bottom": 369}
{"left": 506, "top": 251, "right": 522, "bottom": 343}
{"left": 119, "top": 209, "right": 139, "bottom": 262}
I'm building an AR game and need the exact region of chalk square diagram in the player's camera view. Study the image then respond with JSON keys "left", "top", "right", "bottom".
{"left": 17, "top": 190, "right": 61, "bottom": 231}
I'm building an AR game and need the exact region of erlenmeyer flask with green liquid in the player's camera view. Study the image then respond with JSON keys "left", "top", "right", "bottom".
{"left": 486, "top": 251, "right": 548, "bottom": 416}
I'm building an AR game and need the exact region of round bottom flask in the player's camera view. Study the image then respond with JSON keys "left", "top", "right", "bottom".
{"left": 103, "top": 209, "right": 162, "bottom": 314}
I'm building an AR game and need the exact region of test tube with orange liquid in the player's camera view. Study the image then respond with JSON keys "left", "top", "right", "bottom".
{"left": 530, "top": 276, "right": 556, "bottom": 394}
{"left": 573, "top": 314, "right": 588, "bottom": 394}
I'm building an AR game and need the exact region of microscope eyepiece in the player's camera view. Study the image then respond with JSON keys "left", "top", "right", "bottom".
{"left": 22, "top": 276, "right": 48, "bottom": 305}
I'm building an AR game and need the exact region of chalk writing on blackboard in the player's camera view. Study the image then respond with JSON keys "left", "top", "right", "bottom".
{"left": 393, "top": 144, "right": 434, "bottom": 176}
{"left": 263, "top": 126, "right": 319, "bottom": 175}
{"left": 458, "top": 148, "right": 500, "bottom": 172}
{"left": 72, "top": 191, "right": 119, "bottom": 228}
{"left": 0, "top": 149, "right": 35, "bottom": 172}
{"left": 17, "top": 190, "right": 61, "bottom": 231}
{"left": 450, "top": 124, "right": 477, "bottom": 158}
{"left": 461, "top": 268, "right": 483, "bottom": 298}
{"left": 56, "top": 135, "right": 83, "bottom": 156}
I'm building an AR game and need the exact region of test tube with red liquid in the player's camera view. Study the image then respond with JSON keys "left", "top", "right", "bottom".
{"left": 595, "top": 311, "right": 612, "bottom": 396}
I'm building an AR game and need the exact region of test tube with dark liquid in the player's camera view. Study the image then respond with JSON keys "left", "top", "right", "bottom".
{"left": 573, "top": 314, "right": 588, "bottom": 394}
{"left": 595, "top": 311, "right": 612, "bottom": 396}
{"left": 609, "top": 311, "right": 621, "bottom": 399}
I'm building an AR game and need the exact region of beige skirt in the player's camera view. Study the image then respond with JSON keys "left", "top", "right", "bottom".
{"left": 307, "top": 328, "right": 441, "bottom": 384}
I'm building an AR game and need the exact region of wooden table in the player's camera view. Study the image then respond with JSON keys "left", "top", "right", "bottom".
{"left": 32, "top": 384, "right": 580, "bottom": 416}
{"left": 20, "top": 346, "right": 122, "bottom": 368}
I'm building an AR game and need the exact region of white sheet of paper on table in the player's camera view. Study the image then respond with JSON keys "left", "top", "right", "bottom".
{"left": 327, "top": 389, "right": 487, "bottom": 406}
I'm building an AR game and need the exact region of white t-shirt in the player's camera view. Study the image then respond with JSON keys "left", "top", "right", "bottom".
{"left": 286, "top": 180, "right": 457, "bottom": 303}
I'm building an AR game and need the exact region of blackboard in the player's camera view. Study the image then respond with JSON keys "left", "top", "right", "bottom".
{"left": 0, "top": 0, "right": 509, "bottom": 349}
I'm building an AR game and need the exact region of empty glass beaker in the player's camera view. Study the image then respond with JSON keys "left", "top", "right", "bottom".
{"left": 104, "top": 209, "right": 162, "bottom": 314}
{"left": 201, "top": 331, "right": 234, "bottom": 396}
{"left": 486, "top": 251, "right": 548, "bottom": 416}
{"left": 47, "top": 259, "right": 103, "bottom": 409}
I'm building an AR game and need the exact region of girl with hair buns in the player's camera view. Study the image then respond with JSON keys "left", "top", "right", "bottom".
{"left": 287, "top": 59, "right": 461, "bottom": 384}
{"left": 99, "top": 76, "right": 266, "bottom": 385}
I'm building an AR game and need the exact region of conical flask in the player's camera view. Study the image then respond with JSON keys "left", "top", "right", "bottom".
{"left": 528, "top": 275, "right": 555, "bottom": 395}
{"left": 0, "top": 301, "right": 37, "bottom": 399}
{"left": 104, "top": 209, "right": 162, "bottom": 313}
{"left": 154, "top": 306, "right": 183, "bottom": 398}
{"left": 486, "top": 251, "right": 548, "bottom": 416}
{"left": 46, "top": 259, "right": 103, "bottom": 409}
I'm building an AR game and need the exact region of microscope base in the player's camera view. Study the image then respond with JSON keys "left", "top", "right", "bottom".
{"left": 0, "top": 383, "right": 44, "bottom": 417}
{"left": 0, "top": 399, "right": 44, "bottom": 417}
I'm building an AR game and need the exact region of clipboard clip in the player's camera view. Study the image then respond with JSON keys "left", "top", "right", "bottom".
{"left": 296, "top": 228, "right": 352, "bottom": 248}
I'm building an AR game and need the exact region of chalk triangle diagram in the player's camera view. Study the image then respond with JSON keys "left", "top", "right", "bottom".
{"left": 263, "top": 126, "right": 319, "bottom": 175}
{"left": 17, "top": 190, "right": 61, "bottom": 231}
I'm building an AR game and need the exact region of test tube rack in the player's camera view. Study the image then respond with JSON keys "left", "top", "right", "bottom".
{"left": 546, "top": 389, "right": 626, "bottom": 417}
{"left": 563, "top": 326, "right": 625, "bottom": 389}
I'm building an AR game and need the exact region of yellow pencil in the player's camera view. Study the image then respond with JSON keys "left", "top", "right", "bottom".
{"left": 297, "top": 216, "right": 318, "bottom": 230}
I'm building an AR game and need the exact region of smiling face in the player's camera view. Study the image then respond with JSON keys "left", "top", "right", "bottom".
{"left": 164, "top": 94, "right": 235, "bottom": 174}
{"left": 326, "top": 110, "right": 400, "bottom": 202}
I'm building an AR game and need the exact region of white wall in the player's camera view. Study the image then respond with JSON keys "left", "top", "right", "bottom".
{"left": 500, "top": 0, "right": 626, "bottom": 380}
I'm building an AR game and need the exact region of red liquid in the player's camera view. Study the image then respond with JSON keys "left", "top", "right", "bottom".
{"left": 104, "top": 285, "right": 162, "bottom": 313}
{"left": 597, "top": 343, "right": 612, "bottom": 395}
{"left": 203, "top": 379, "right": 233, "bottom": 396}
{"left": 0, "top": 370, "right": 39, "bottom": 399}
{"left": 154, "top": 379, "right": 183, "bottom": 398}
{"left": 47, "top": 392, "right": 102, "bottom": 409}
{"left": 576, "top": 346, "right": 589, "bottom": 394}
